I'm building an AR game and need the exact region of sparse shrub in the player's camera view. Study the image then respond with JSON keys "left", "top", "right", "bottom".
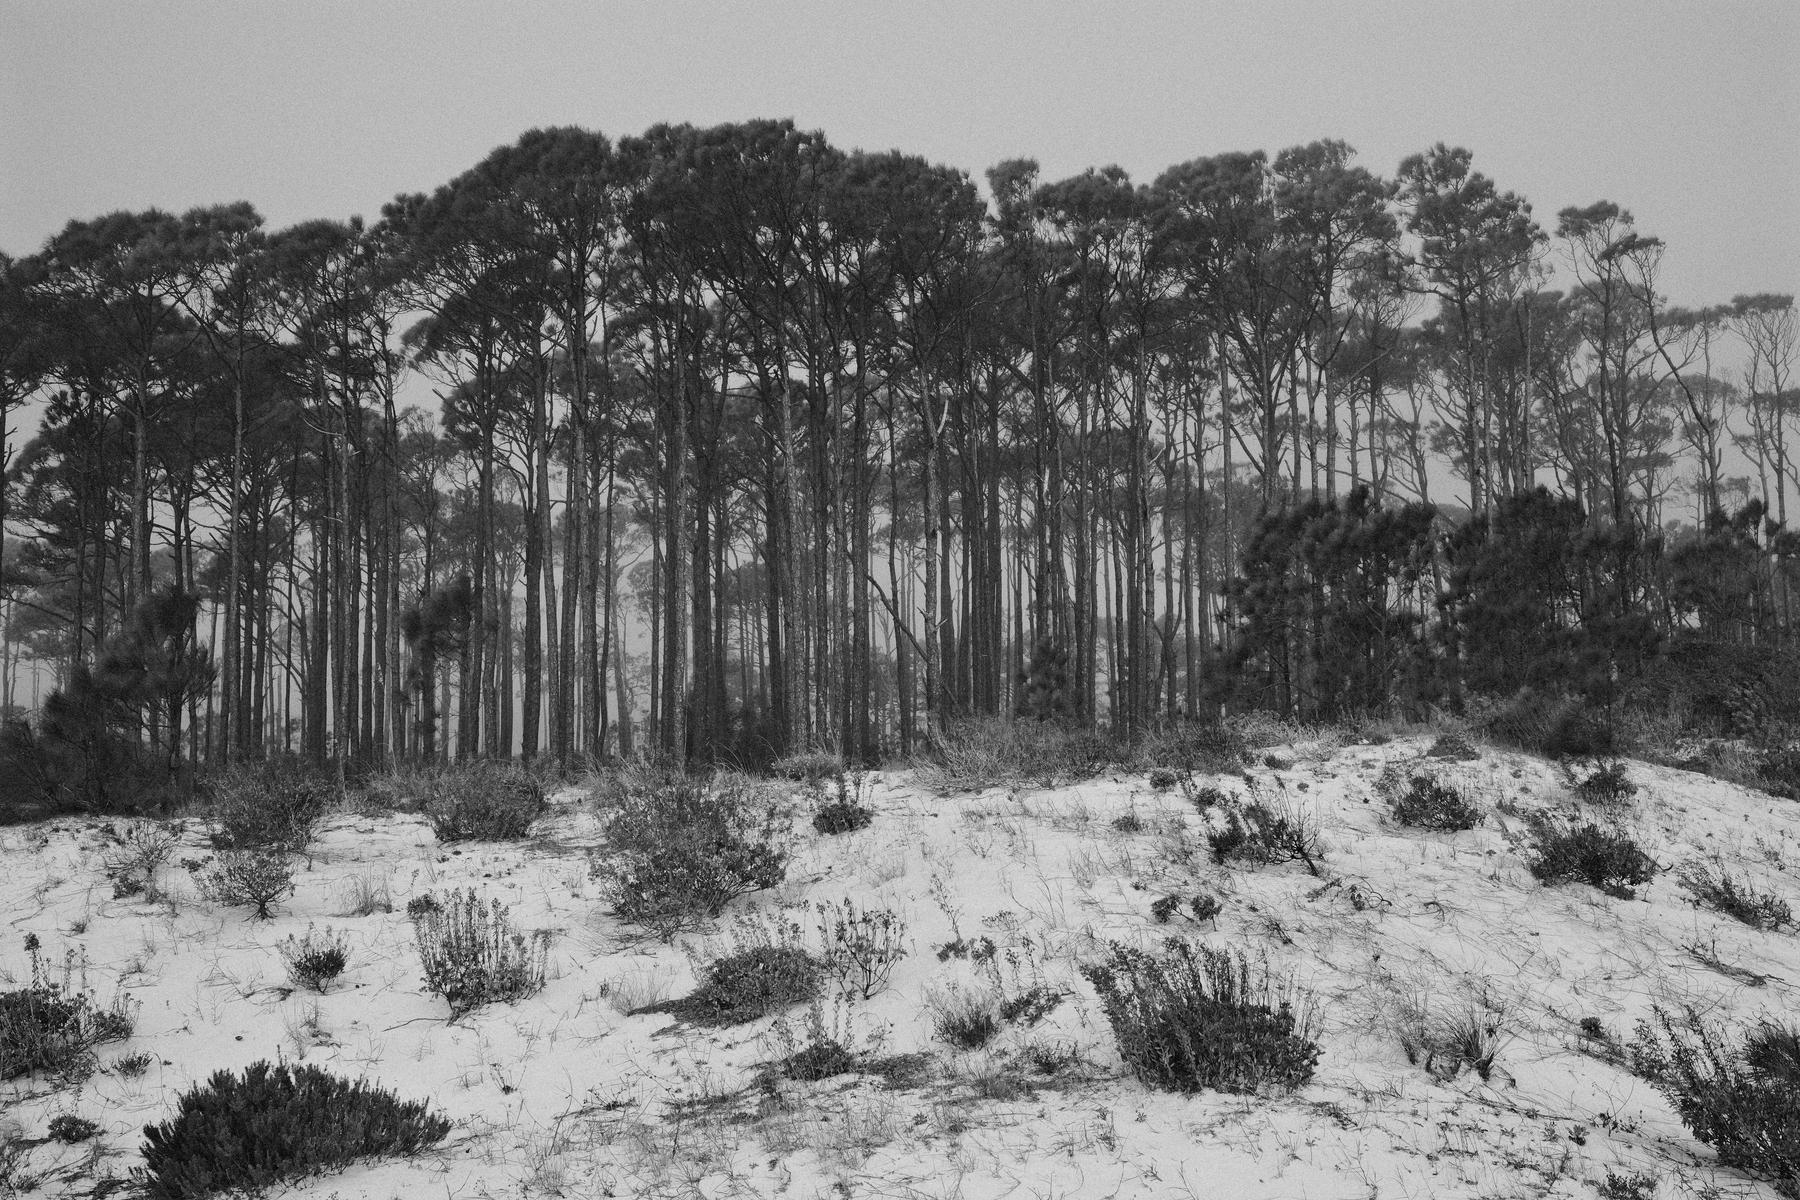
{"left": 1391, "top": 774, "right": 1482, "bottom": 831}
{"left": 46, "top": 1114, "right": 98, "bottom": 1144}
{"left": 1526, "top": 816, "right": 1658, "bottom": 900}
{"left": 0, "top": 936, "right": 136, "bottom": 1081}
{"left": 102, "top": 820, "right": 180, "bottom": 901}
{"left": 1597, "top": 1170, "right": 1658, "bottom": 1200}
{"left": 591, "top": 771, "right": 788, "bottom": 937}
{"left": 408, "top": 889, "right": 549, "bottom": 1016}
{"left": 1579, "top": 1016, "right": 1610, "bottom": 1042}
{"left": 1080, "top": 940, "right": 1320, "bottom": 1095}
{"left": 997, "top": 985, "right": 1062, "bottom": 1027}
{"left": 669, "top": 946, "right": 819, "bottom": 1026}
{"left": 1678, "top": 863, "right": 1793, "bottom": 931}
{"left": 191, "top": 849, "right": 296, "bottom": 919}
{"left": 1147, "top": 767, "right": 1180, "bottom": 791}
{"left": 424, "top": 762, "right": 546, "bottom": 842}
{"left": 768, "top": 994, "right": 862, "bottom": 1081}
{"left": 1630, "top": 1006, "right": 1799, "bottom": 1197}
{"left": 1427, "top": 732, "right": 1480, "bottom": 761}
{"left": 278, "top": 925, "right": 350, "bottom": 993}
{"left": 1207, "top": 794, "right": 1324, "bottom": 875}
{"left": 930, "top": 989, "right": 1002, "bottom": 1050}
{"left": 935, "top": 936, "right": 996, "bottom": 963}
{"left": 1146, "top": 891, "right": 1223, "bottom": 925}
{"left": 139, "top": 1059, "right": 450, "bottom": 1200}
{"left": 1111, "top": 811, "right": 1144, "bottom": 833}
{"left": 815, "top": 899, "right": 906, "bottom": 1000}
{"left": 812, "top": 800, "right": 873, "bottom": 834}
{"left": 1571, "top": 760, "right": 1638, "bottom": 805}
{"left": 205, "top": 764, "right": 332, "bottom": 852}
{"left": 1188, "top": 784, "right": 1228, "bottom": 811}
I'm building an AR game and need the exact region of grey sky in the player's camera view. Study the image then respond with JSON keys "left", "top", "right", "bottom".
{"left": 4, "top": 1, "right": 1796, "bottom": 305}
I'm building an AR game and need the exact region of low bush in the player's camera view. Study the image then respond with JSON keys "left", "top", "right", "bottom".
{"left": 101, "top": 820, "right": 180, "bottom": 901}
{"left": 139, "top": 1059, "right": 450, "bottom": 1200}
{"left": 666, "top": 946, "right": 819, "bottom": 1026}
{"left": 46, "top": 1114, "right": 98, "bottom": 1144}
{"left": 1147, "top": 767, "right": 1180, "bottom": 792}
{"left": 1207, "top": 795, "right": 1324, "bottom": 876}
{"left": 1081, "top": 940, "right": 1320, "bottom": 1095}
{"left": 408, "top": 889, "right": 549, "bottom": 1017}
{"left": 1678, "top": 863, "right": 1793, "bottom": 931}
{"left": 424, "top": 762, "right": 546, "bottom": 843}
{"left": 204, "top": 764, "right": 332, "bottom": 852}
{"left": 814, "top": 899, "right": 906, "bottom": 1000}
{"left": 591, "top": 771, "right": 788, "bottom": 937}
{"left": 766, "top": 994, "right": 864, "bottom": 1081}
{"left": 1571, "top": 760, "right": 1638, "bottom": 805}
{"left": 1526, "top": 816, "right": 1658, "bottom": 900}
{"left": 0, "top": 936, "right": 136, "bottom": 1081}
{"left": 190, "top": 850, "right": 296, "bottom": 919}
{"left": 279, "top": 925, "right": 350, "bottom": 993}
{"left": 1630, "top": 1006, "right": 1798, "bottom": 1197}
{"left": 1597, "top": 1171, "right": 1658, "bottom": 1200}
{"left": 1391, "top": 774, "right": 1482, "bottom": 831}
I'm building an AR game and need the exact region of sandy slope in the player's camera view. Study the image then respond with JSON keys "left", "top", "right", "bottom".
{"left": 2, "top": 738, "right": 1796, "bottom": 1199}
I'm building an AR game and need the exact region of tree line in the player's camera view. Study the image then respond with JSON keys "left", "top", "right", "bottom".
{"left": 0, "top": 120, "right": 1795, "bottom": 792}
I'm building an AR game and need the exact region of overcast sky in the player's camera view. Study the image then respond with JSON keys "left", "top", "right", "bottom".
{"left": 4, "top": 1, "right": 1796, "bottom": 305}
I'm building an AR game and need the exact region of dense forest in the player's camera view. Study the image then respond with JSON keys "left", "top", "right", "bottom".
{"left": 0, "top": 119, "right": 1796, "bottom": 799}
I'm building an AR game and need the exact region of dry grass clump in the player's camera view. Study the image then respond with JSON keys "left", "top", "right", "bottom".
{"left": 914, "top": 717, "right": 1129, "bottom": 794}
